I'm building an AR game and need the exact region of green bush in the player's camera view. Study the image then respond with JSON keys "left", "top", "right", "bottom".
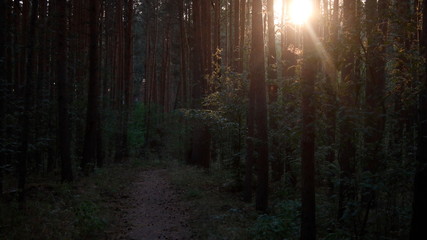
{"left": 128, "top": 103, "right": 147, "bottom": 155}
{"left": 74, "top": 200, "right": 107, "bottom": 238}
{"left": 250, "top": 200, "right": 301, "bottom": 240}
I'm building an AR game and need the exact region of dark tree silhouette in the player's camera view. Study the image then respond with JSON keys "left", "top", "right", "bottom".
{"left": 248, "top": 0, "right": 269, "bottom": 212}
{"left": 410, "top": 1, "right": 427, "bottom": 239}
{"left": 82, "top": 0, "right": 101, "bottom": 173}
{"left": 56, "top": 0, "right": 73, "bottom": 182}
{"left": 300, "top": 1, "right": 318, "bottom": 239}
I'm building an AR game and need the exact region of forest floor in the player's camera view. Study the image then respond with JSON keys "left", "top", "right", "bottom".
{"left": 110, "top": 168, "right": 193, "bottom": 240}
{"left": 107, "top": 157, "right": 256, "bottom": 240}
{"left": 0, "top": 157, "right": 255, "bottom": 240}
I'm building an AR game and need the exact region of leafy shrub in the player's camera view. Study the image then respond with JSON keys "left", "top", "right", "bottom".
{"left": 128, "top": 102, "right": 147, "bottom": 155}
{"left": 250, "top": 200, "right": 301, "bottom": 240}
{"left": 74, "top": 200, "right": 106, "bottom": 238}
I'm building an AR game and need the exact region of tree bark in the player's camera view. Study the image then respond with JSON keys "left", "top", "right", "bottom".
{"left": 362, "top": 0, "right": 388, "bottom": 224}
{"left": 56, "top": 0, "right": 73, "bottom": 182}
{"left": 410, "top": 1, "right": 427, "bottom": 238}
{"left": 337, "top": 0, "right": 357, "bottom": 222}
{"left": 266, "top": 0, "right": 282, "bottom": 182}
{"left": 233, "top": 0, "right": 240, "bottom": 71}
{"left": 300, "top": 1, "right": 318, "bottom": 239}
{"left": 82, "top": 0, "right": 100, "bottom": 173}
{"left": 248, "top": 0, "right": 269, "bottom": 212}
{"left": 0, "top": 0, "right": 7, "bottom": 194}
{"left": 19, "top": 0, "right": 39, "bottom": 202}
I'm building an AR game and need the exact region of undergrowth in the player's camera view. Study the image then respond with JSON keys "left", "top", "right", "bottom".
{"left": 168, "top": 159, "right": 257, "bottom": 240}
{"left": 0, "top": 161, "right": 143, "bottom": 240}
{"left": 167, "top": 158, "right": 303, "bottom": 240}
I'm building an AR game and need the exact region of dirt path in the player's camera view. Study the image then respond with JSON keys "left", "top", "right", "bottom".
{"left": 113, "top": 169, "right": 192, "bottom": 240}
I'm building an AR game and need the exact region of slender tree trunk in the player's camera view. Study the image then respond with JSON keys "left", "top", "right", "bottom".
{"left": 300, "top": 1, "right": 319, "bottom": 239}
{"left": 226, "top": 0, "right": 232, "bottom": 67}
{"left": 188, "top": 0, "right": 203, "bottom": 165}
{"left": 337, "top": 0, "right": 357, "bottom": 222}
{"left": 121, "top": 0, "right": 133, "bottom": 160}
{"left": 266, "top": 0, "right": 282, "bottom": 182}
{"left": 237, "top": 0, "right": 246, "bottom": 72}
{"left": 82, "top": 0, "right": 100, "bottom": 173}
{"left": 19, "top": 0, "right": 39, "bottom": 202}
{"left": 361, "top": 1, "right": 389, "bottom": 230}
{"left": 249, "top": 0, "right": 269, "bottom": 212}
{"left": 202, "top": 0, "right": 212, "bottom": 75}
{"left": 0, "top": 0, "right": 7, "bottom": 194}
{"left": 56, "top": 0, "right": 73, "bottom": 182}
{"left": 244, "top": 67, "right": 256, "bottom": 203}
{"left": 233, "top": 0, "right": 240, "bottom": 71}
{"left": 177, "top": 0, "right": 189, "bottom": 108}
{"left": 410, "top": 1, "right": 427, "bottom": 238}
{"left": 322, "top": 0, "right": 339, "bottom": 195}
{"left": 266, "top": 0, "right": 277, "bottom": 81}
{"left": 189, "top": 0, "right": 211, "bottom": 168}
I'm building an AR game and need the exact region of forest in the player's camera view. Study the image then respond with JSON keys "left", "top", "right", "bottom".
{"left": 0, "top": 0, "right": 426, "bottom": 239}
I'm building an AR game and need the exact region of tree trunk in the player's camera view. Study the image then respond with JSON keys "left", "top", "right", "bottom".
{"left": 266, "top": 0, "right": 282, "bottom": 182}
{"left": 82, "top": 0, "right": 100, "bottom": 173}
{"left": 362, "top": 0, "right": 388, "bottom": 226}
{"left": 189, "top": 0, "right": 211, "bottom": 168}
{"left": 233, "top": 0, "right": 240, "bottom": 71}
{"left": 249, "top": 0, "right": 269, "bottom": 212}
{"left": 56, "top": 0, "right": 73, "bottom": 182}
{"left": 19, "top": 0, "right": 38, "bottom": 202}
{"left": 0, "top": 0, "right": 7, "bottom": 194}
{"left": 300, "top": 1, "right": 318, "bottom": 239}
{"left": 177, "top": 0, "right": 189, "bottom": 108}
{"left": 337, "top": 0, "right": 357, "bottom": 222}
{"left": 237, "top": 0, "right": 246, "bottom": 72}
{"left": 410, "top": 1, "right": 427, "bottom": 238}
{"left": 322, "top": 0, "right": 339, "bottom": 196}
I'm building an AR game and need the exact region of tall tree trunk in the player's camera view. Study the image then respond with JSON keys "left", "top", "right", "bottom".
{"left": 266, "top": 0, "right": 282, "bottom": 182}
{"left": 362, "top": 0, "right": 388, "bottom": 230}
{"left": 0, "top": 0, "right": 7, "bottom": 194}
{"left": 244, "top": 70, "right": 256, "bottom": 203}
{"left": 82, "top": 0, "right": 100, "bottom": 173}
{"left": 337, "top": 0, "right": 357, "bottom": 222}
{"left": 233, "top": 0, "right": 240, "bottom": 71}
{"left": 322, "top": 0, "right": 339, "bottom": 196}
{"left": 121, "top": 0, "right": 133, "bottom": 160}
{"left": 300, "top": 1, "right": 319, "bottom": 239}
{"left": 19, "top": 0, "right": 39, "bottom": 202}
{"left": 189, "top": 0, "right": 211, "bottom": 168}
{"left": 177, "top": 0, "right": 189, "bottom": 108}
{"left": 56, "top": 0, "right": 73, "bottom": 182}
{"left": 410, "top": 1, "right": 427, "bottom": 239}
{"left": 266, "top": 0, "right": 277, "bottom": 81}
{"left": 249, "top": 0, "right": 269, "bottom": 212}
{"left": 237, "top": 0, "right": 246, "bottom": 72}
{"left": 202, "top": 0, "right": 212, "bottom": 75}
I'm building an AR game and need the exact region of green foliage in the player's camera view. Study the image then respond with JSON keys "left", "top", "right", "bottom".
{"left": 74, "top": 200, "right": 107, "bottom": 238}
{"left": 101, "top": 107, "right": 118, "bottom": 159}
{"left": 128, "top": 103, "right": 147, "bottom": 155}
{"left": 0, "top": 162, "right": 141, "bottom": 240}
{"left": 250, "top": 200, "right": 301, "bottom": 240}
{"left": 169, "top": 160, "right": 255, "bottom": 240}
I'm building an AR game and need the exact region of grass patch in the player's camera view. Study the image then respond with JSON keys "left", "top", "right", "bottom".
{"left": 0, "top": 161, "right": 144, "bottom": 240}
{"left": 167, "top": 160, "right": 258, "bottom": 240}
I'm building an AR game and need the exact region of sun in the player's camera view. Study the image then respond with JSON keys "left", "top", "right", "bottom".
{"left": 289, "top": 0, "right": 313, "bottom": 24}
{"left": 274, "top": 0, "right": 313, "bottom": 25}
